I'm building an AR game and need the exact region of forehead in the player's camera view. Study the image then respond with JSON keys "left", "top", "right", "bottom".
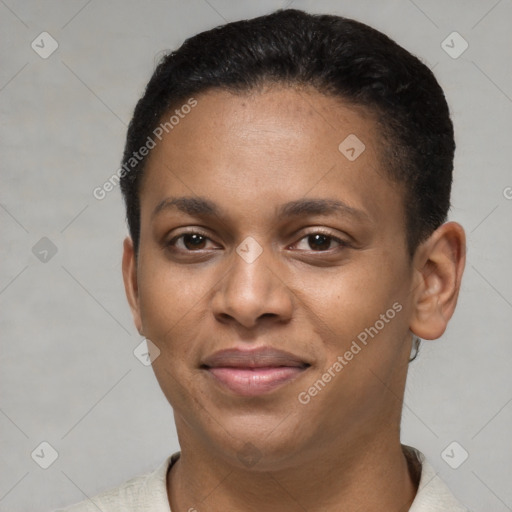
{"left": 155, "top": 85, "right": 378, "bottom": 162}
{"left": 139, "top": 86, "right": 404, "bottom": 235}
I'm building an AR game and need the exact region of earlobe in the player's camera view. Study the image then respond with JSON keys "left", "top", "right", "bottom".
{"left": 409, "top": 222, "right": 466, "bottom": 340}
{"left": 122, "top": 237, "right": 143, "bottom": 334}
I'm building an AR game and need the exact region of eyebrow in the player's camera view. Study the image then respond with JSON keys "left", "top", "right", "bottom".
{"left": 152, "top": 196, "right": 219, "bottom": 219}
{"left": 279, "top": 198, "right": 369, "bottom": 221}
{"left": 152, "top": 196, "right": 370, "bottom": 222}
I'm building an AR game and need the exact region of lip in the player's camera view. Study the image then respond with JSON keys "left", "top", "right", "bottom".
{"left": 201, "top": 347, "right": 310, "bottom": 396}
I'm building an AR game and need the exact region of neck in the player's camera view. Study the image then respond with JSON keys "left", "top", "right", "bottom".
{"left": 167, "top": 433, "right": 419, "bottom": 512}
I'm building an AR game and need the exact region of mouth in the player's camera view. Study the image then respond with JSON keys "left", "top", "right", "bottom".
{"left": 201, "top": 347, "right": 311, "bottom": 397}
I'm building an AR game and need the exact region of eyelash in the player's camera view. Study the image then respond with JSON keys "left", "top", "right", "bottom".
{"left": 166, "top": 229, "right": 349, "bottom": 253}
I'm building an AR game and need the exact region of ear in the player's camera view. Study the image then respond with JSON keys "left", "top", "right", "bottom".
{"left": 122, "top": 237, "right": 143, "bottom": 335}
{"left": 409, "top": 222, "right": 466, "bottom": 340}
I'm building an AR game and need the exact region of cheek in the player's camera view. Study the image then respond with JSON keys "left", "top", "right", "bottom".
{"left": 292, "top": 255, "right": 406, "bottom": 347}
{"left": 137, "top": 261, "right": 211, "bottom": 406}
{"left": 136, "top": 257, "right": 211, "bottom": 353}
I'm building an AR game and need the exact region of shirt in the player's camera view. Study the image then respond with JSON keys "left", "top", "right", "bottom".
{"left": 53, "top": 448, "right": 468, "bottom": 511}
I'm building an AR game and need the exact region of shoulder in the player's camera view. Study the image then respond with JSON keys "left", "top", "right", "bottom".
{"left": 406, "top": 446, "right": 469, "bottom": 512}
{"left": 52, "top": 454, "right": 177, "bottom": 512}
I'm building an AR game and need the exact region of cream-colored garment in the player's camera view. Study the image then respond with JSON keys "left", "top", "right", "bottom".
{"left": 54, "top": 448, "right": 468, "bottom": 511}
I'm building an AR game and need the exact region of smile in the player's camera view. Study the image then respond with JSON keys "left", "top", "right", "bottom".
{"left": 201, "top": 347, "right": 311, "bottom": 396}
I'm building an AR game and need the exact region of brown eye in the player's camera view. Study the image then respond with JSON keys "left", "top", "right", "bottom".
{"left": 167, "top": 232, "right": 216, "bottom": 251}
{"left": 293, "top": 231, "right": 348, "bottom": 252}
{"left": 307, "top": 233, "right": 332, "bottom": 251}
{"left": 182, "top": 233, "right": 207, "bottom": 250}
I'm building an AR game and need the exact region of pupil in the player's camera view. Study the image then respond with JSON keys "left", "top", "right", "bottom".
{"left": 184, "top": 234, "right": 205, "bottom": 249}
{"left": 309, "top": 234, "right": 330, "bottom": 251}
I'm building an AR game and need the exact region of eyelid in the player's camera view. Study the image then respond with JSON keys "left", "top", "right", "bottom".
{"left": 168, "top": 227, "right": 210, "bottom": 239}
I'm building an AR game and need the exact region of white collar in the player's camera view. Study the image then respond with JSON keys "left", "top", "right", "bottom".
{"left": 149, "top": 449, "right": 467, "bottom": 512}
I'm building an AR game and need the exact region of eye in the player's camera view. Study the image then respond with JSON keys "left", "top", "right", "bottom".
{"left": 166, "top": 229, "right": 348, "bottom": 254}
{"left": 292, "top": 231, "right": 349, "bottom": 252}
{"left": 167, "top": 231, "right": 218, "bottom": 251}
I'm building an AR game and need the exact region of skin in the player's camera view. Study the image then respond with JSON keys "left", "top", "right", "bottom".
{"left": 122, "top": 85, "right": 466, "bottom": 512}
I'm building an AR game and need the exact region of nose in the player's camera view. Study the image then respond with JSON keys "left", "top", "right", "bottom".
{"left": 211, "top": 242, "right": 294, "bottom": 330}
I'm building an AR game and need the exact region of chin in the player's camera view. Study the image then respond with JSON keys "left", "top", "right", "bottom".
{"left": 195, "top": 409, "right": 315, "bottom": 471}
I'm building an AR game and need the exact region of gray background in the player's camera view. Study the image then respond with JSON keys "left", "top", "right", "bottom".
{"left": 1, "top": 1, "right": 511, "bottom": 511}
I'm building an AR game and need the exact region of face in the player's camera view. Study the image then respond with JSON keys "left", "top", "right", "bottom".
{"left": 124, "top": 86, "right": 419, "bottom": 470}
